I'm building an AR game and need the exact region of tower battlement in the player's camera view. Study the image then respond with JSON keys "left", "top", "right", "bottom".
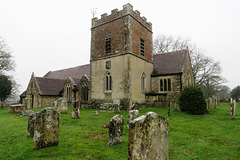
{"left": 91, "top": 3, "right": 152, "bottom": 32}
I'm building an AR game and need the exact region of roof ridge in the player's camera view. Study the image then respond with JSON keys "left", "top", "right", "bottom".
{"left": 48, "top": 63, "right": 90, "bottom": 73}
{"left": 154, "top": 49, "right": 188, "bottom": 56}
{"left": 35, "top": 77, "right": 66, "bottom": 81}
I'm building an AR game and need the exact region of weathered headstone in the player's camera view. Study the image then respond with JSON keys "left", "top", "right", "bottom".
{"left": 53, "top": 101, "right": 58, "bottom": 108}
{"left": 22, "top": 110, "right": 34, "bottom": 116}
{"left": 108, "top": 114, "right": 124, "bottom": 146}
{"left": 72, "top": 109, "right": 80, "bottom": 119}
{"left": 231, "top": 100, "right": 236, "bottom": 120}
{"left": 112, "top": 104, "right": 120, "bottom": 113}
{"left": 208, "top": 98, "right": 213, "bottom": 110}
{"left": 128, "top": 112, "right": 169, "bottom": 160}
{"left": 127, "top": 110, "right": 139, "bottom": 129}
{"left": 33, "top": 107, "right": 60, "bottom": 149}
{"left": 27, "top": 113, "right": 36, "bottom": 138}
{"left": 94, "top": 111, "right": 99, "bottom": 116}
{"left": 57, "top": 98, "right": 68, "bottom": 113}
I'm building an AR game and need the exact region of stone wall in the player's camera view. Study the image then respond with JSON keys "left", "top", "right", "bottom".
{"left": 90, "top": 54, "right": 153, "bottom": 104}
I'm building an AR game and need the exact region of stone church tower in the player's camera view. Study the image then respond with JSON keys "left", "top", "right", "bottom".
{"left": 90, "top": 3, "right": 153, "bottom": 104}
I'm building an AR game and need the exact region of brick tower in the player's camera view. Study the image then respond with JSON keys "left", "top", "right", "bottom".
{"left": 90, "top": 3, "right": 153, "bottom": 104}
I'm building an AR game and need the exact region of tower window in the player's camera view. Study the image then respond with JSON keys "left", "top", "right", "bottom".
{"left": 140, "top": 39, "right": 145, "bottom": 56}
{"left": 106, "top": 72, "right": 112, "bottom": 91}
{"left": 105, "top": 38, "right": 111, "bottom": 54}
{"left": 141, "top": 72, "right": 146, "bottom": 91}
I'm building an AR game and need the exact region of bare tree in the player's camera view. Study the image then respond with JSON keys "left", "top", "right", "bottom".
{"left": 0, "top": 37, "right": 19, "bottom": 101}
{"left": 0, "top": 37, "right": 15, "bottom": 74}
{"left": 153, "top": 34, "right": 227, "bottom": 98}
{"left": 216, "top": 85, "right": 231, "bottom": 101}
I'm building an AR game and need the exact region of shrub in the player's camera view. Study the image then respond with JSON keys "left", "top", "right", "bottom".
{"left": 179, "top": 85, "right": 207, "bottom": 115}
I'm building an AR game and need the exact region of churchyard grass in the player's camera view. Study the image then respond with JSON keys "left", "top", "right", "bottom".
{"left": 0, "top": 103, "right": 239, "bottom": 159}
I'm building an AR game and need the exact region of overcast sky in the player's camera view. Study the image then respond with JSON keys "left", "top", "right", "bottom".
{"left": 0, "top": 0, "right": 239, "bottom": 95}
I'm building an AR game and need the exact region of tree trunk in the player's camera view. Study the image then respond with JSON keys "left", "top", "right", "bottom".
{"left": 0, "top": 102, "right": 3, "bottom": 109}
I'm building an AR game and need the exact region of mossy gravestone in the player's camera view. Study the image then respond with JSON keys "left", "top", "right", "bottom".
{"left": 27, "top": 112, "right": 36, "bottom": 138}
{"left": 128, "top": 112, "right": 169, "bottom": 160}
{"left": 33, "top": 107, "right": 60, "bottom": 149}
{"left": 108, "top": 114, "right": 124, "bottom": 146}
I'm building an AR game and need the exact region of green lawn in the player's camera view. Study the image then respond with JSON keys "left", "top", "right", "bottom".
{"left": 0, "top": 103, "right": 239, "bottom": 159}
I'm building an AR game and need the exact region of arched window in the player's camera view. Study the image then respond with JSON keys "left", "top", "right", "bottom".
{"left": 106, "top": 72, "right": 112, "bottom": 91}
{"left": 141, "top": 72, "right": 146, "bottom": 91}
{"left": 81, "top": 83, "right": 89, "bottom": 102}
{"left": 66, "top": 83, "right": 72, "bottom": 101}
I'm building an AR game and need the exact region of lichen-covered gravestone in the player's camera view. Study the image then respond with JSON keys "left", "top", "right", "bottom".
{"left": 108, "top": 114, "right": 124, "bottom": 146}
{"left": 128, "top": 112, "right": 169, "bottom": 160}
{"left": 27, "top": 112, "right": 36, "bottom": 138}
{"left": 33, "top": 107, "right": 60, "bottom": 149}
{"left": 127, "top": 110, "right": 139, "bottom": 129}
{"left": 72, "top": 109, "right": 80, "bottom": 119}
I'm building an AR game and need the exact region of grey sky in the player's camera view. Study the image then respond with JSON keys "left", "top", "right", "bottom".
{"left": 0, "top": 0, "right": 239, "bottom": 95}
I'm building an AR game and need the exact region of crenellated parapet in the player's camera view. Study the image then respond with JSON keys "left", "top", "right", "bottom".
{"left": 91, "top": 3, "right": 152, "bottom": 32}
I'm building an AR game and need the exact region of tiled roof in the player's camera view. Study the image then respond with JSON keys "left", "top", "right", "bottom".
{"left": 35, "top": 77, "right": 66, "bottom": 96}
{"left": 43, "top": 64, "right": 90, "bottom": 79}
{"left": 152, "top": 50, "right": 187, "bottom": 76}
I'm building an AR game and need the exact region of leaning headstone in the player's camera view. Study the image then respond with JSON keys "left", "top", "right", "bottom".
{"left": 112, "top": 104, "right": 120, "bottom": 113}
{"left": 231, "top": 100, "right": 236, "bottom": 120}
{"left": 128, "top": 112, "right": 169, "bottom": 160}
{"left": 127, "top": 110, "right": 139, "bottom": 129}
{"left": 57, "top": 98, "right": 68, "bottom": 113}
{"left": 33, "top": 107, "right": 60, "bottom": 149}
{"left": 72, "top": 109, "right": 80, "bottom": 119}
{"left": 27, "top": 113, "right": 36, "bottom": 138}
{"left": 108, "top": 114, "right": 124, "bottom": 146}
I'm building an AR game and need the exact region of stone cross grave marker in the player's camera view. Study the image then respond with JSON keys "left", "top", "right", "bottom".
{"left": 33, "top": 107, "right": 60, "bottom": 149}
{"left": 108, "top": 114, "right": 124, "bottom": 146}
{"left": 128, "top": 112, "right": 169, "bottom": 160}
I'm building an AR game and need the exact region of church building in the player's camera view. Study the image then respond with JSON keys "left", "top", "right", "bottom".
{"left": 20, "top": 3, "right": 194, "bottom": 109}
